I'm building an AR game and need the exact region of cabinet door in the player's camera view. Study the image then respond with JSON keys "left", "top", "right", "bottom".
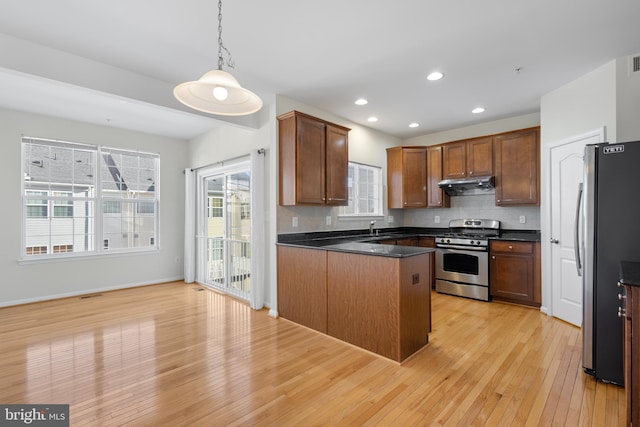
{"left": 325, "top": 125, "right": 349, "bottom": 206}
{"left": 443, "top": 141, "right": 467, "bottom": 179}
{"left": 494, "top": 128, "right": 540, "bottom": 206}
{"left": 490, "top": 252, "right": 534, "bottom": 303}
{"left": 427, "top": 145, "right": 449, "bottom": 208}
{"left": 277, "top": 246, "right": 327, "bottom": 333}
{"left": 296, "top": 115, "right": 326, "bottom": 204}
{"left": 402, "top": 147, "right": 427, "bottom": 207}
{"left": 466, "top": 136, "right": 493, "bottom": 177}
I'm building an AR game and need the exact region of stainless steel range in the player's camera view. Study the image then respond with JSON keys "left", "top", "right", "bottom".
{"left": 435, "top": 219, "right": 500, "bottom": 301}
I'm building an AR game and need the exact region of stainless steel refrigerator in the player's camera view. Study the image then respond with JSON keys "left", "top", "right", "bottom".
{"left": 580, "top": 141, "right": 640, "bottom": 386}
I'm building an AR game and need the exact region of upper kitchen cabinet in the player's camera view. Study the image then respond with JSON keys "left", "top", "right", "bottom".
{"left": 387, "top": 146, "right": 427, "bottom": 208}
{"left": 278, "top": 111, "right": 350, "bottom": 206}
{"left": 426, "top": 145, "right": 449, "bottom": 208}
{"left": 442, "top": 136, "right": 493, "bottom": 179}
{"left": 494, "top": 127, "right": 540, "bottom": 206}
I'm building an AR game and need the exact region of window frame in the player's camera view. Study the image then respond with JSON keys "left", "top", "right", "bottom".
{"left": 21, "top": 137, "right": 160, "bottom": 262}
{"left": 339, "top": 161, "right": 384, "bottom": 219}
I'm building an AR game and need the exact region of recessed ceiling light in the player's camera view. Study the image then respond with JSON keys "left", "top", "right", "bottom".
{"left": 472, "top": 107, "right": 486, "bottom": 114}
{"left": 355, "top": 98, "right": 368, "bottom": 106}
{"left": 427, "top": 72, "right": 444, "bottom": 81}
{"left": 409, "top": 123, "right": 420, "bottom": 128}
{"left": 367, "top": 116, "right": 378, "bottom": 123}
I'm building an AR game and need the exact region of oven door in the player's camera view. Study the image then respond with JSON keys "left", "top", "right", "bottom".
{"left": 435, "top": 247, "right": 488, "bottom": 287}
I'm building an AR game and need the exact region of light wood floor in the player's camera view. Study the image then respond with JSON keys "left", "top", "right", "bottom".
{"left": 0, "top": 281, "right": 624, "bottom": 426}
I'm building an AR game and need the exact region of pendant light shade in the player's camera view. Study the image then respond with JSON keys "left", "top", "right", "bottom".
{"left": 173, "top": 0, "right": 262, "bottom": 116}
{"left": 173, "top": 69, "right": 262, "bottom": 116}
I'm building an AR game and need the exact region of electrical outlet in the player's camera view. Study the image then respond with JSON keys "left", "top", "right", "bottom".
{"left": 388, "top": 215, "right": 394, "bottom": 223}
{"left": 326, "top": 215, "right": 331, "bottom": 226}
{"left": 519, "top": 215, "right": 526, "bottom": 224}
{"left": 434, "top": 215, "right": 440, "bottom": 224}
{"left": 292, "top": 216, "right": 298, "bottom": 227}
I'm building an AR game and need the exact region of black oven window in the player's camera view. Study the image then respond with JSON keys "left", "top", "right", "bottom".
{"left": 443, "top": 253, "right": 479, "bottom": 275}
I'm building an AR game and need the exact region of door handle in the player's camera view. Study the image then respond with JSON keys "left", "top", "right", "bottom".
{"left": 574, "top": 182, "right": 583, "bottom": 277}
{"left": 550, "top": 238, "right": 559, "bottom": 244}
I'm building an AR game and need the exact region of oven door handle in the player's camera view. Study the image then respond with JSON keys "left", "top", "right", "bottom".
{"left": 436, "top": 245, "right": 488, "bottom": 252}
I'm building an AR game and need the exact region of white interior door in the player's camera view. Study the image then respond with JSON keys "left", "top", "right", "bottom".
{"left": 549, "top": 130, "right": 602, "bottom": 326}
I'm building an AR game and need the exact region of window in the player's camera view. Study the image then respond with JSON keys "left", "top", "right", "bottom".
{"left": 22, "top": 137, "right": 159, "bottom": 258}
{"left": 25, "top": 191, "right": 48, "bottom": 217}
{"left": 340, "top": 162, "right": 383, "bottom": 217}
{"left": 240, "top": 202, "right": 250, "bottom": 220}
{"left": 208, "top": 196, "right": 223, "bottom": 218}
{"left": 53, "top": 191, "right": 73, "bottom": 217}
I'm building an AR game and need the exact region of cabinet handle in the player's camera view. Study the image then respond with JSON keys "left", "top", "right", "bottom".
{"left": 491, "top": 256, "right": 496, "bottom": 259}
{"left": 469, "top": 171, "right": 473, "bottom": 175}
{"left": 618, "top": 307, "right": 626, "bottom": 318}
{"left": 508, "top": 245, "right": 513, "bottom": 250}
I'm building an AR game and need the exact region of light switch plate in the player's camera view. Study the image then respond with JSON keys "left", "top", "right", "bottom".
{"left": 519, "top": 215, "right": 526, "bottom": 224}
{"left": 388, "top": 215, "right": 394, "bottom": 223}
{"left": 326, "top": 215, "right": 331, "bottom": 226}
{"left": 292, "top": 216, "right": 298, "bottom": 227}
{"left": 434, "top": 215, "right": 440, "bottom": 224}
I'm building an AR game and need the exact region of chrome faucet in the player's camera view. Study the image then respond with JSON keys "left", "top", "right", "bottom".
{"left": 369, "top": 220, "right": 376, "bottom": 235}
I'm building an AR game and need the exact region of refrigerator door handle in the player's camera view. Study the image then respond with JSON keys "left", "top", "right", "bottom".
{"left": 574, "top": 182, "right": 583, "bottom": 277}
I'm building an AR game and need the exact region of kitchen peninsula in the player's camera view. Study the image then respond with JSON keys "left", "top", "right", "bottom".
{"left": 277, "top": 234, "right": 434, "bottom": 362}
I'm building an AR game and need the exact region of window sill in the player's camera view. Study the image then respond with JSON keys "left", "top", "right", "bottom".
{"left": 18, "top": 247, "right": 161, "bottom": 265}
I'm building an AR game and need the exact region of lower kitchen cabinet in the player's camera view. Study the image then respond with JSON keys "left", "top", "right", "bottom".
{"left": 277, "top": 246, "right": 327, "bottom": 333}
{"left": 489, "top": 240, "right": 541, "bottom": 307}
{"left": 623, "top": 283, "right": 640, "bottom": 426}
{"left": 277, "top": 245, "right": 432, "bottom": 362}
{"left": 327, "top": 251, "right": 431, "bottom": 361}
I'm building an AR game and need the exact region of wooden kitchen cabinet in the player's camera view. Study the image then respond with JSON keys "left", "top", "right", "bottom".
{"left": 493, "top": 127, "right": 540, "bottom": 206}
{"left": 277, "top": 246, "right": 328, "bottom": 333}
{"left": 426, "top": 145, "right": 450, "bottom": 208}
{"left": 387, "top": 146, "right": 427, "bottom": 208}
{"left": 327, "top": 251, "right": 431, "bottom": 361}
{"left": 623, "top": 283, "right": 640, "bottom": 426}
{"left": 442, "top": 136, "right": 493, "bottom": 179}
{"left": 417, "top": 236, "right": 437, "bottom": 289}
{"left": 278, "top": 110, "right": 350, "bottom": 206}
{"left": 489, "top": 240, "right": 541, "bottom": 307}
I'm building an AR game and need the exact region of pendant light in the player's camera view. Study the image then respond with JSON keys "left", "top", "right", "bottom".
{"left": 173, "top": 0, "right": 262, "bottom": 116}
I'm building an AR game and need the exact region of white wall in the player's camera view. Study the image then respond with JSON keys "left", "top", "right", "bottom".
{"left": 275, "top": 96, "right": 404, "bottom": 234}
{"left": 0, "top": 108, "right": 187, "bottom": 306}
{"left": 539, "top": 59, "right": 617, "bottom": 315}
{"left": 616, "top": 54, "right": 640, "bottom": 142}
{"left": 402, "top": 113, "right": 542, "bottom": 230}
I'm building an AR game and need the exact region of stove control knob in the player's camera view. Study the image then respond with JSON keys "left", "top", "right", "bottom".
{"left": 446, "top": 239, "right": 450, "bottom": 244}
{"left": 470, "top": 241, "right": 475, "bottom": 245}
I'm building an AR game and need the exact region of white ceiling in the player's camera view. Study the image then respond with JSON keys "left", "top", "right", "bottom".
{"left": 0, "top": 0, "right": 639, "bottom": 140}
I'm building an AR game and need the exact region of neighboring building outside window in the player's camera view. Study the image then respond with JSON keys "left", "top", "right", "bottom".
{"left": 22, "top": 137, "right": 160, "bottom": 258}
{"left": 340, "top": 162, "right": 383, "bottom": 217}
{"left": 208, "top": 196, "right": 223, "bottom": 218}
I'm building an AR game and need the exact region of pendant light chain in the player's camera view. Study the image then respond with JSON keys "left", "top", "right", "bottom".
{"left": 216, "top": 0, "right": 234, "bottom": 70}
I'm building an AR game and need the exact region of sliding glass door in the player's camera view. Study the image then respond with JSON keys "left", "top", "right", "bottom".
{"left": 200, "top": 165, "right": 251, "bottom": 300}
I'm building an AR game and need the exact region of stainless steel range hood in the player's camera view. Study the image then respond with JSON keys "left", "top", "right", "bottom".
{"left": 438, "top": 175, "right": 495, "bottom": 196}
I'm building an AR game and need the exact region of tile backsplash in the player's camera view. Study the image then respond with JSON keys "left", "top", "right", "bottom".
{"left": 402, "top": 193, "right": 540, "bottom": 230}
{"left": 277, "top": 193, "right": 539, "bottom": 234}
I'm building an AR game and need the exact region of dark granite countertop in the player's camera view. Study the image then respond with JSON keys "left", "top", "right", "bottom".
{"left": 619, "top": 261, "right": 640, "bottom": 287}
{"left": 277, "top": 227, "right": 541, "bottom": 248}
{"left": 495, "top": 230, "right": 541, "bottom": 242}
{"left": 319, "top": 242, "right": 435, "bottom": 258}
